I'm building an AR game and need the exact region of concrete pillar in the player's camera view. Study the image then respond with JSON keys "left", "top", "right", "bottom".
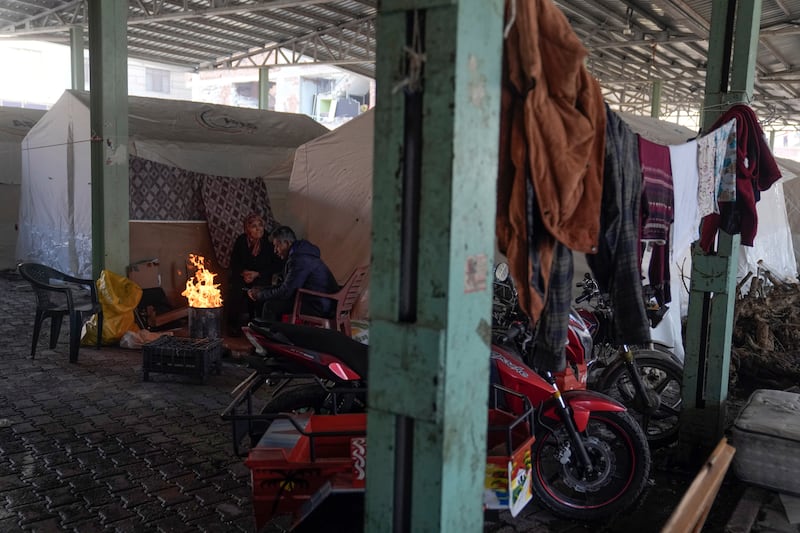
{"left": 366, "top": 1, "right": 503, "bottom": 530}
{"left": 87, "top": 0, "right": 129, "bottom": 278}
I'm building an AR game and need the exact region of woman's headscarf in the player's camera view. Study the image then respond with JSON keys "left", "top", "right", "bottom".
{"left": 244, "top": 213, "right": 265, "bottom": 256}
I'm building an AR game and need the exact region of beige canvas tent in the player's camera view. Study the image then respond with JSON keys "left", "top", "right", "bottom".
{"left": 0, "top": 106, "right": 46, "bottom": 270}
{"left": 288, "top": 108, "right": 798, "bottom": 349}
{"left": 288, "top": 110, "right": 373, "bottom": 317}
{"left": 17, "top": 90, "right": 328, "bottom": 304}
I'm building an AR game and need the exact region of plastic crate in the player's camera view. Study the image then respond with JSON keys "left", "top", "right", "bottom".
{"left": 142, "top": 336, "right": 222, "bottom": 383}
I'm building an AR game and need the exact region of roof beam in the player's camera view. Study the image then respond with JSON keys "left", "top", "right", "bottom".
{"left": 202, "top": 14, "right": 375, "bottom": 70}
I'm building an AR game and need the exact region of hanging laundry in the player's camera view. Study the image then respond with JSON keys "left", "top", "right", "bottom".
{"left": 496, "top": 0, "right": 605, "bottom": 373}
{"left": 586, "top": 106, "right": 650, "bottom": 345}
{"left": 669, "top": 140, "right": 701, "bottom": 255}
{"left": 638, "top": 136, "right": 674, "bottom": 307}
{"left": 699, "top": 104, "right": 782, "bottom": 251}
{"left": 696, "top": 119, "right": 737, "bottom": 219}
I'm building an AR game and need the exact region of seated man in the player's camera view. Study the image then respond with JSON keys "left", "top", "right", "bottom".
{"left": 247, "top": 226, "right": 339, "bottom": 321}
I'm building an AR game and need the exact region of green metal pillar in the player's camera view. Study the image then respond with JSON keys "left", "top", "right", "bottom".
{"left": 650, "top": 80, "right": 662, "bottom": 118}
{"left": 680, "top": 0, "right": 761, "bottom": 462}
{"left": 258, "top": 67, "right": 270, "bottom": 110}
{"left": 366, "top": 0, "right": 502, "bottom": 531}
{"left": 88, "top": 0, "right": 129, "bottom": 278}
{"left": 70, "top": 26, "right": 85, "bottom": 91}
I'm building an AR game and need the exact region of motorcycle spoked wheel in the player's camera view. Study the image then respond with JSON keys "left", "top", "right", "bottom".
{"left": 531, "top": 410, "right": 651, "bottom": 521}
{"left": 595, "top": 350, "right": 683, "bottom": 448}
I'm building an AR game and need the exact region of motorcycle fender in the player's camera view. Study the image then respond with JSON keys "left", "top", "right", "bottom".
{"left": 540, "top": 390, "right": 627, "bottom": 432}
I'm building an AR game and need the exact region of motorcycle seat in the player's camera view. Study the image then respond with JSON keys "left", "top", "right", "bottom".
{"left": 250, "top": 320, "right": 369, "bottom": 378}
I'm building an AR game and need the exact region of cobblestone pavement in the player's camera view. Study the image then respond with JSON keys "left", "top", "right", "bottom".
{"left": 2, "top": 269, "right": 792, "bottom": 533}
{"left": 0, "top": 271, "right": 261, "bottom": 532}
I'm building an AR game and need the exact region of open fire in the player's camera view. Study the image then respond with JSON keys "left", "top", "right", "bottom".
{"left": 181, "top": 254, "right": 223, "bottom": 308}
{"left": 182, "top": 254, "right": 223, "bottom": 339}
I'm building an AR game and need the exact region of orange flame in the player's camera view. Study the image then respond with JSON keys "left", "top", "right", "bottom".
{"left": 181, "top": 254, "right": 223, "bottom": 308}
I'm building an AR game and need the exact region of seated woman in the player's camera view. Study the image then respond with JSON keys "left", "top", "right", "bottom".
{"left": 225, "top": 213, "right": 284, "bottom": 335}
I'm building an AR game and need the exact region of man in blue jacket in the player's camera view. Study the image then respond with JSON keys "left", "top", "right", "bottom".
{"left": 247, "top": 225, "right": 340, "bottom": 321}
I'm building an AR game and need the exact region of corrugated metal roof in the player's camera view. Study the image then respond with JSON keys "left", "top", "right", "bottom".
{"left": 0, "top": 0, "right": 798, "bottom": 126}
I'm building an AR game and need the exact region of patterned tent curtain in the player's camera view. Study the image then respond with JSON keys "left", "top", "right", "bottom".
{"left": 128, "top": 155, "right": 278, "bottom": 269}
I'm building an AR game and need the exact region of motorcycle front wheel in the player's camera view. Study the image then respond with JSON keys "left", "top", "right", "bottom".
{"left": 596, "top": 350, "right": 683, "bottom": 448}
{"left": 532, "top": 410, "right": 651, "bottom": 521}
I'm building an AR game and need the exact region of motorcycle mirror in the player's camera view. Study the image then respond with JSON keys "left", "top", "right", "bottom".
{"left": 494, "top": 262, "right": 509, "bottom": 282}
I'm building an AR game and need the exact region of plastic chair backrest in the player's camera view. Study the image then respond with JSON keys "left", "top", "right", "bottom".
{"left": 18, "top": 263, "right": 79, "bottom": 308}
{"left": 337, "top": 266, "right": 369, "bottom": 316}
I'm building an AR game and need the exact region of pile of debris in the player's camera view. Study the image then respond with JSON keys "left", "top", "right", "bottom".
{"left": 731, "top": 268, "right": 800, "bottom": 390}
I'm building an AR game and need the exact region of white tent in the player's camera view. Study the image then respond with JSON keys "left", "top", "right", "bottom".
{"left": 288, "top": 110, "right": 373, "bottom": 317}
{"left": 17, "top": 90, "right": 328, "bottom": 283}
{"left": 0, "top": 107, "right": 46, "bottom": 270}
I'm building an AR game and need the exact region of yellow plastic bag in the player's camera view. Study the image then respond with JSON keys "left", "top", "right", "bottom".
{"left": 82, "top": 269, "right": 142, "bottom": 346}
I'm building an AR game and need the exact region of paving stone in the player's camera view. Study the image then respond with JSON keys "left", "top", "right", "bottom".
{"left": 153, "top": 515, "right": 191, "bottom": 532}
{"left": 42, "top": 486, "right": 80, "bottom": 509}
{"left": 6, "top": 488, "right": 41, "bottom": 509}
{"left": 54, "top": 464, "right": 86, "bottom": 480}
{"left": 108, "top": 516, "right": 149, "bottom": 533}
{"left": 80, "top": 486, "right": 116, "bottom": 509}
{"left": 67, "top": 518, "right": 107, "bottom": 533}
{"left": 108, "top": 452, "right": 138, "bottom": 469}
{"left": 214, "top": 502, "right": 245, "bottom": 521}
{"left": 97, "top": 502, "right": 136, "bottom": 525}
{"left": 63, "top": 442, "right": 93, "bottom": 456}
{"left": 121, "top": 464, "right": 152, "bottom": 481}
{"left": 143, "top": 453, "right": 172, "bottom": 468}
{"left": 19, "top": 516, "right": 63, "bottom": 532}
{"left": 172, "top": 499, "right": 216, "bottom": 522}
{"left": 87, "top": 459, "right": 123, "bottom": 480}
{"left": 192, "top": 487, "right": 228, "bottom": 507}
{"left": 30, "top": 473, "right": 65, "bottom": 491}
{"left": 41, "top": 452, "right": 71, "bottom": 469}
{"left": 16, "top": 502, "right": 57, "bottom": 525}
{"left": 171, "top": 474, "right": 208, "bottom": 493}
{"left": 55, "top": 502, "right": 95, "bottom": 525}
{"left": 156, "top": 462, "right": 189, "bottom": 481}
{"left": 118, "top": 487, "right": 151, "bottom": 510}
{"left": 154, "top": 487, "right": 192, "bottom": 507}
{"left": 66, "top": 473, "right": 99, "bottom": 493}
{"left": 133, "top": 502, "right": 170, "bottom": 524}
{"left": 0, "top": 474, "right": 25, "bottom": 496}
{"left": 0, "top": 516, "right": 18, "bottom": 532}
{"left": 139, "top": 476, "right": 171, "bottom": 495}
{"left": 6, "top": 452, "right": 36, "bottom": 468}
{"left": 103, "top": 475, "right": 135, "bottom": 493}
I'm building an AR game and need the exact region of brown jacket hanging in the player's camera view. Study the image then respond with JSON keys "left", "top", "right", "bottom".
{"left": 497, "top": 0, "right": 605, "bottom": 322}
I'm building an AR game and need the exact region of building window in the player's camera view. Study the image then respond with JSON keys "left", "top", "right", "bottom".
{"left": 145, "top": 67, "right": 170, "bottom": 93}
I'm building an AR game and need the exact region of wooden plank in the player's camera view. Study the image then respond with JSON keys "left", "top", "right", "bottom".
{"left": 146, "top": 306, "right": 189, "bottom": 328}
{"left": 661, "top": 438, "right": 736, "bottom": 533}
{"left": 725, "top": 487, "right": 770, "bottom": 533}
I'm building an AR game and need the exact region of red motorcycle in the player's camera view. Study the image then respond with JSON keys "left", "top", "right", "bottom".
{"left": 231, "top": 311, "right": 651, "bottom": 521}
{"left": 493, "top": 266, "right": 683, "bottom": 447}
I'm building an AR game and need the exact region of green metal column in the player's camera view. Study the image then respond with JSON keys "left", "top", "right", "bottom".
{"left": 650, "top": 80, "right": 662, "bottom": 118}
{"left": 70, "top": 26, "right": 85, "bottom": 91}
{"left": 88, "top": 0, "right": 129, "bottom": 278}
{"left": 366, "top": 0, "right": 502, "bottom": 531}
{"left": 258, "top": 67, "right": 270, "bottom": 110}
{"left": 680, "top": 0, "right": 761, "bottom": 462}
